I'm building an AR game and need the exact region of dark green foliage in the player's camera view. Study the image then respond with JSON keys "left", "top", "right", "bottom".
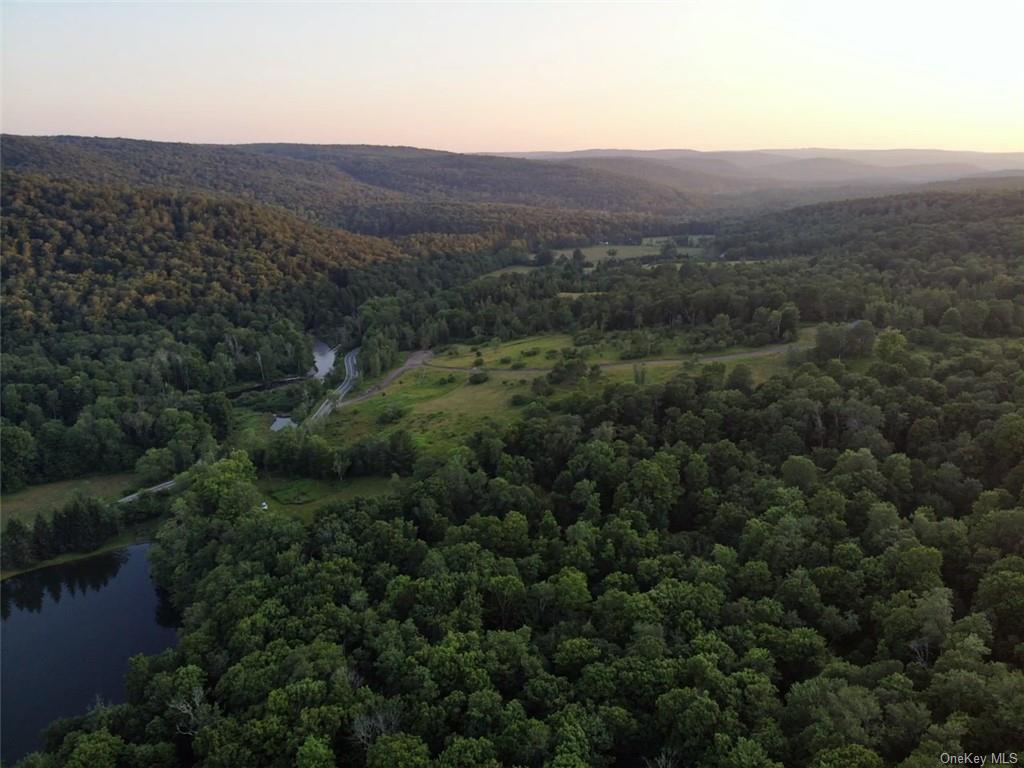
{"left": 6, "top": 163, "right": 1024, "bottom": 766}
{"left": 1, "top": 494, "right": 165, "bottom": 569}
{"left": 20, "top": 325, "right": 1024, "bottom": 764}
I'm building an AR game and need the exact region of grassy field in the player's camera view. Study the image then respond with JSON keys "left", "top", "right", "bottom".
{"left": 601, "top": 353, "right": 791, "bottom": 386}
{"left": 1, "top": 473, "right": 141, "bottom": 528}
{"left": 256, "top": 475, "right": 398, "bottom": 524}
{"left": 478, "top": 245, "right": 708, "bottom": 279}
{"left": 0, "top": 472, "right": 397, "bottom": 578}
{"left": 320, "top": 328, "right": 821, "bottom": 455}
{"left": 479, "top": 264, "right": 536, "bottom": 278}
{"left": 431, "top": 327, "right": 817, "bottom": 373}
{"left": 435, "top": 334, "right": 575, "bottom": 369}
{"left": 556, "top": 244, "right": 659, "bottom": 262}
{"left": 555, "top": 244, "right": 705, "bottom": 264}
{"left": 321, "top": 368, "right": 530, "bottom": 456}
{"left": 641, "top": 235, "right": 715, "bottom": 247}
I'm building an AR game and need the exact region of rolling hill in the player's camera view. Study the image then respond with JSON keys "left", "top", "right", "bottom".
{"left": 1, "top": 136, "right": 702, "bottom": 235}
{"left": 498, "top": 146, "right": 1024, "bottom": 196}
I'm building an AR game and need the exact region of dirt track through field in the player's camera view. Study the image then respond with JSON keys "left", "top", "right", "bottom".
{"left": 333, "top": 350, "right": 435, "bottom": 409}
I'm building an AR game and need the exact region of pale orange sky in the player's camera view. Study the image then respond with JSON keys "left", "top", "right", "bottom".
{"left": 3, "top": 1, "right": 1022, "bottom": 152}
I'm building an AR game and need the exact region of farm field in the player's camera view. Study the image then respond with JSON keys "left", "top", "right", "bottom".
{"left": 1, "top": 473, "right": 141, "bottom": 528}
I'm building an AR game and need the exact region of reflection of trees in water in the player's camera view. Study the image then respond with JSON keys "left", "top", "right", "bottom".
{"left": 1, "top": 549, "right": 129, "bottom": 619}
{"left": 154, "top": 586, "right": 181, "bottom": 629}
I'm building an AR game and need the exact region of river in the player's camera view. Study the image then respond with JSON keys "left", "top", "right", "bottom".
{"left": 310, "top": 339, "right": 337, "bottom": 380}
{"left": 0, "top": 543, "right": 178, "bottom": 764}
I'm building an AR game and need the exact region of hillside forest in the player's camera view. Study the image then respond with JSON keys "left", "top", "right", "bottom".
{"left": 1, "top": 137, "right": 1023, "bottom": 767}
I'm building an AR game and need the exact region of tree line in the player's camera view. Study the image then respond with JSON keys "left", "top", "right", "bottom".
{"left": 17, "top": 317, "right": 1023, "bottom": 765}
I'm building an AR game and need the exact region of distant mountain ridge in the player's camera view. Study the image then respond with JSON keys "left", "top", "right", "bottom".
{"left": 4, "top": 136, "right": 1022, "bottom": 238}
{"left": 496, "top": 146, "right": 1024, "bottom": 190}
{"left": 0, "top": 135, "right": 702, "bottom": 235}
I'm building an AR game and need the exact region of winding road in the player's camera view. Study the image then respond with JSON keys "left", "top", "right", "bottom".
{"left": 116, "top": 478, "right": 177, "bottom": 505}
{"left": 308, "top": 347, "right": 361, "bottom": 423}
{"left": 116, "top": 337, "right": 801, "bottom": 505}
{"left": 118, "top": 347, "right": 362, "bottom": 504}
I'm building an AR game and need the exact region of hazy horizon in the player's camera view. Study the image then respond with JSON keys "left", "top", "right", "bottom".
{"left": 4, "top": 132, "right": 1024, "bottom": 158}
{"left": 3, "top": 1, "right": 1023, "bottom": 153}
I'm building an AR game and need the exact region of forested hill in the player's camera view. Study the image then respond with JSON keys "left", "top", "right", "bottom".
{"left": 716, "top": 189, "right": 1024, "bottom": 263}
{"left": 244, "top": 143, "right": 696, "bottom": 212}
{"left": 1, "top": 135, "right": 700, "bottom": 233}
{"left": 0, "top": 172, "right": 405, "bottom": 338}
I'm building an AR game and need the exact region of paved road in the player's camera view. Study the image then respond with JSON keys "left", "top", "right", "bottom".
{"left": 114, "top": 338, "right": 798, "bottom": 505}
{"left": 116, "top": 478, "right": 177, "bottom": 504}
{"left": 308, "top": 347, "right": 361, "bottom": 423}
{"left": 117, "top": 348, "right": 361, "bottom": 504}
{"left": 330, "top": 350, "right": 434, "bottom": 410}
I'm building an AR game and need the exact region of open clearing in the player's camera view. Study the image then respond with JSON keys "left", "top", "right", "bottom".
{"left": 429, "top": 326, "right": 817, "bottom": 373}
{"left": 478, "top": 244, "right": 706, "bottom": 279}
{"left": 2, "top": 473, "right": 141, "bottom": 528}
{"left": 320, "top": 328, "right": 819, "bottom": 452}
{"left": 478, "top": 264, "right": 536, "bottom": 279}
{"left": 322, "top": 368, "right": 531, "bottom": 455}
{"left": 256, "top": 475, "right": 398, "bottom": 524}
{"left": 555, "top": 244, "right": 705, "bottom": 263}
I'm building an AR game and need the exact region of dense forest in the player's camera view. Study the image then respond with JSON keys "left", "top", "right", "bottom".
{"left": 2, "top": 143, "right": 1023, "bottom": 766}
{"left": 13, "top": 330, "right": 1024, "bottom": 766}
{"left": 0, "top": 162, "right": 705, "bottom": 493}
{"left": 1, "top": 136, "right": 701, "bottom": 234}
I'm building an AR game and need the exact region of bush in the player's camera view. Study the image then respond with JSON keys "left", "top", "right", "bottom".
{"left": 377, "top": 403, "right": 407, "bottom": 425}
{"left": 468, "top": 372, "right": 490, "bottom": 385}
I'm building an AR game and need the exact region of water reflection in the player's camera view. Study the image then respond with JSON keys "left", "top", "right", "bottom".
{"left": 1, "top": 543, "right": 179, "bottom": 764}
{"left": 1, "top": 549, "right": 127, "bottom": 618}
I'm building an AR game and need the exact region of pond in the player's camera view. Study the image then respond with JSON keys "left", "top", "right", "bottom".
{"left": 0, "top": 543, "right": 179, "bottom": 764}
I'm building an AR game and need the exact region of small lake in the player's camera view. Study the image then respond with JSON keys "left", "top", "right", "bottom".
{"left": 311, "top": 340, "right": 336, "bottom": 380}
{"left": 1, "top": 543, "right": 179, "bottom": 764}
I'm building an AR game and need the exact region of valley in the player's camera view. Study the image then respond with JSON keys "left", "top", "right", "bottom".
{"left": 2, "top": 138, "right": 1022, "bottom": 767}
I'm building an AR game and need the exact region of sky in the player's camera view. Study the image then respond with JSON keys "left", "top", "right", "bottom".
{"left": 2, "top": 1, "right": 1023, "bottom": 153}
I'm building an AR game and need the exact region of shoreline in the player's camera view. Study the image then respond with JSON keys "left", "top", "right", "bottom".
{"left": 1, "top": 521, "right": 161, "bottom": 581}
